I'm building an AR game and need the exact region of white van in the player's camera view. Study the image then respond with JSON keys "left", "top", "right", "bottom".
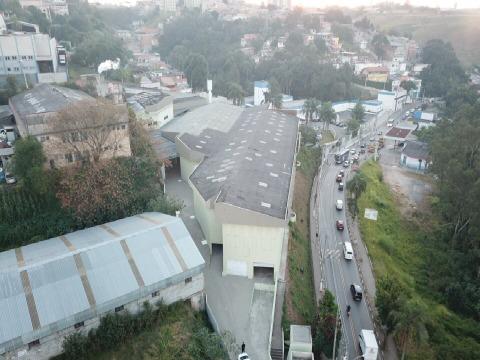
{"left": 358, "top": 329, "right": 378, "bottom": 360}
{"left": 336, "top": 199, "right": 343, "bottom": 210}
{"left": 343, "top": 242, "right": 353, "bottom": 260}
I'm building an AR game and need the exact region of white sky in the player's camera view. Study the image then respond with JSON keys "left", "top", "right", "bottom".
{"left": 89, "top": 0, "right": 479, "bottom": 9}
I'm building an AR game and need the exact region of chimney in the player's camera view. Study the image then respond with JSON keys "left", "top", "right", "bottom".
{"left": 207, "top": 79, "right": 212, "bottom": 104}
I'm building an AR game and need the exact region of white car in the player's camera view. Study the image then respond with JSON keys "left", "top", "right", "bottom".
{"left": 344, "top": 242, "right": 353, "bottom": 260}
{"left": 5, "top": 173, "right": 16, "bottom": 184}
{"left": 336, "top": 199, "right": 343, "bottom": 210}
{"left": 238, "top": 353, "right": 250, "bottom": 360}
{"left": 387, "top": 122, "right": 393, "bottom": 127}
{"left": 350, "top": 149, "right": 356, "bottom": 155}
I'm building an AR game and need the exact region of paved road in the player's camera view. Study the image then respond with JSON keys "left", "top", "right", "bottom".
{"left": 310, "top": 105, "right": 415, "bottom": 359}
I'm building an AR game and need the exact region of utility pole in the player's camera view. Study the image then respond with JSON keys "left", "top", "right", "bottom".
{"left": 332, "top": 305, "right": 340, "bottom": 360}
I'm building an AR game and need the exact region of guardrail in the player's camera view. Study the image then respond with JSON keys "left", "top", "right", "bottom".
{"left": 267, "top": 279, "right": 278, "bottom": 360}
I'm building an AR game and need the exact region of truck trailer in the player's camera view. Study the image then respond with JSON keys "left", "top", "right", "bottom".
{"left": 358, "top": 329, "right": 378, "bottom": 360}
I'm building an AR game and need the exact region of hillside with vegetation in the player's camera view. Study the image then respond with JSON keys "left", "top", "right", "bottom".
{"left": 369, "top": 9, "right": 480, "bottom": 67}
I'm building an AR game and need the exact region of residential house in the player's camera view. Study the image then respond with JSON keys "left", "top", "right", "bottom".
{"left": 361, "top": 66, "right": 389, "bottom": 83}
{"left": 400, "top": 140, "right": 429, "bottom": 171}
{"left": 0, "top": 212, "right": 205, "bottom": 360}
{"left": 9, "top": 84, "right": 131, "bottom": 168}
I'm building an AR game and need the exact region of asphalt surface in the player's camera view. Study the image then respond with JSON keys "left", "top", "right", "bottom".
{"left": 312, "top": 104, "right": 416, "bottom": 359}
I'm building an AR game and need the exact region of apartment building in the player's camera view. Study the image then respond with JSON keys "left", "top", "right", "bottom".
{"left": 19, "top": 0, "right": 69, "bottom": 19}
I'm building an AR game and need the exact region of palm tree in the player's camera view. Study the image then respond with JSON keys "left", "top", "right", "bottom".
{"left": 351, "top": 102, "right": 366, "bottom": 123}
{"left": 302, "top": 98, "right": 320, "bottom": 125}
{"left": 265, "top": 91, "right": 283, "bottom": 110}
{"left": 390, "top": 300, "right": 429, "bottom": 360}
{"left": 317, "top": 101, "right": 336, "bottom": 131}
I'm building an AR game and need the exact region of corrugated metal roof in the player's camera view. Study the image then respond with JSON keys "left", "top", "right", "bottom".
{"left": 0, "top": 212, "right": 204, "bottom": 352}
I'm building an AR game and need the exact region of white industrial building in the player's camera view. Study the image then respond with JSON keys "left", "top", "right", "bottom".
{"left": 0, "top": 15, "right": 67, "bottom": 87}
{"left": 162, "top": 101, "right": 299, "bottom": 279}
{"left": 0, "top": 212, "right": 205, "bottom": 360}
{"left": 254, "top": 80, "right": 270, "bottom": 106}
{"left": 127, "top": 91, "right": 174, "bottom": 129}
{"left": 185, "top": 0, "right": 202, "bottom": 8}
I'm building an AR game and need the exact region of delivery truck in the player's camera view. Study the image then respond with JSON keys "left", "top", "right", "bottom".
{"left": 358, "top": 329, "right": 378, "bottom": 360}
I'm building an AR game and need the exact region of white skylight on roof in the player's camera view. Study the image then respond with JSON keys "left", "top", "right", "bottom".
{"left": 259, "top": 140, "right": 266, "bottom": 144}
{"left": 195, "top": 145, "right": 203, "bottom": 149}
{"left": 258, "top": 182, "right": 268, "bottom": 187}
{"left": 270, "top": 172, "right": 279, "bottom": 177}
{"left": 274, "top": 138, "right": 280, "bottom": 142}
{"left": 225, "top": 148, "right": 231, "bottom": 152}
{"left": 266, "top": 163, "right": 273, "bottom": 167}
{"left": 229, "top": 142, "right": 235, "bottom": 146}
{"left": 261, "top": 202, "right": 271, "bottom": 208}
{"left": 241, "top": 140, "right": 247, "bottom": 143}
{"left": 268, "top": 121, "right": 273, "bottom": 125}
{"left": 245, "top": 157, "right": 253, "bottom": 161}
{"left": 265, "top": 130, "right": 271, "bottom": 133}
{"left": 248, "top": 130, "right": 253, "bottom": 133}
{"left": 212, "top": 176, "right": 227, "bottom": 183}
{"left": 233, "top": 152, "right": 240, "bottom": 156}
{"left": 255, "top": 153, "right": 262, "bottom": 157}
{"left": 205, "top": 135, "right": 211, "bottom": 138}
{"left": 206, "top": 175, "right": 214, "bottom": 179}
{"left": 200, "top": 140, "right": 206, "bottom": 144}
{"left": 270, "top": 150, "right": 277, "bottom": 154}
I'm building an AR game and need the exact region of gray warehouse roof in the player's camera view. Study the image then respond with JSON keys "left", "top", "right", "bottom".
{"left": 9, "top": 83, "right": 93, "bottom": 118}
{"left": 403, "top": 140, "right": 429, "bottom": 160}
{"left": 0, "top": 212, "right": 204, "bottom": 353}
{"left": 180, "top": 104, "right": 299, "bottom": 219}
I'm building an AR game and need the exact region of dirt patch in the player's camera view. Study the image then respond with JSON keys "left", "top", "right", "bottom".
{"left": 379, "top": 148, "right": 433, "bottom": 221}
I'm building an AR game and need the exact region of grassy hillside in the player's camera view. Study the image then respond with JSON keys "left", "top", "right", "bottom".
{"left": 357, "top": 161, "right": 480, "bottom": 359}
{"left": 369, "top": 10, "right": 480, "bottom": 67}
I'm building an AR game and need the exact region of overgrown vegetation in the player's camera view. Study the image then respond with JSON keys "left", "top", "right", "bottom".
{"left": 357, "top": 161, "right": 480, "bottom": 359}
{"left": 57, "top": 302, "right": 227, "bottom": 360}
{"left": 0, "top": 117, "right": 180, "bottom": 251}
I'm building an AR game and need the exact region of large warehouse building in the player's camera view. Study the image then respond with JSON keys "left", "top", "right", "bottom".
{"left": 0, "top": 212, "right": 205, "bottom": 360}
{"left": 162, "top": 101, "right": 299, "bottom": 279}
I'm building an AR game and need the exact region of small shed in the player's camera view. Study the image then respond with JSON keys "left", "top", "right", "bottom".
{"left": 400, "top": 140, "right": 429, "bottom": 171}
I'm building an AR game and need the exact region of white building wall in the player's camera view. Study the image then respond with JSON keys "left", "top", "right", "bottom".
{"left": 179, "top": 156, "right": 198, "bottom": 183}
{"left": 192, "top": 187, "right": 223, "bottom": 246}
{"left": 400, "top": 154, "right": 427, "bottom": 171}
{"left": 254, "top": 84, "right": 269, "bottom": 106}
{"left": 4, "top": 273, "right": 204, "bottom": 360}
{"left": 222, "top": 223, "right": 285, "bottom": 279}
{"left": 377, "top": 91, "right": 396, "bottom": 111}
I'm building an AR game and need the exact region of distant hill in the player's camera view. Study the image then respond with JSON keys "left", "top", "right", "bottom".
{"left": 369, "top": 9, "right": 480, "bottom": 67}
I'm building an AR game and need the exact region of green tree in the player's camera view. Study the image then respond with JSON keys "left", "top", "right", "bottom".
{"left": 331, "top": 23, "right": 354, "bottom": 47}
{"left": 346, "top": 171, "right": 367, "bottom": 216}
{"left": 376, "top": 275, "right": 407, "bottom": 333}
{"left": 226, "top": 82, "right": 245, "bottom": 106}
{"left": 312, "top": 290, "right": 341, "bottom": 358}
{"left": 318, "top": 101, "right": 336, "bottom": 131}
{"left": 11, "top": 136, "right": 50, "bottom": 195}
{"left": 351, "top": 102, "right": 366, "bottom": 122}
{"left": 185, "top": 53, "right": 208, "bottom": 92}
{"left": 371, "top": 33, "right": 390, "bottom": 60}
{"left": 400, "top": 80, "right": 417, "bottom": 93}
{"left": 391, "top": 299, "right": 429, "bottom": 360}
{"left": 302, "top": 98, "right": 319, "bottom": 125}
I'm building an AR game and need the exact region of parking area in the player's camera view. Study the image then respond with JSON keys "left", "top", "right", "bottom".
{"left": 165, "top": 167, "right": 274, "bottom": 360}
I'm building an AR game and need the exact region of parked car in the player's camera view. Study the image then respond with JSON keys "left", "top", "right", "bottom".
{"left": 343, "top": 242, "right": 353, "bottom": 260}
{"left": 336, "top": 220, "right": 344, "bottom": 231}
{"left": 5, "top": 173, "right": 16, "bottom": 184}
{"left": 343, "top": 160, "right": 349, "bottom": 168}
{"left": 350, "top": 284, "right": 363, "bottom": 301}
{"left": 338, "top": 182, "right": 344, "bottom": 191}
{"left": 360, "top": 148, "right": 366, "bottom": 154}
{"left": 336, "top": 174, "right": 343, "bottom": 182}
{"left": 238, "top": 353, "right": 250, "bottom": 360}
{"left": 358, "top": 330, "right": 378, "bottom": 360}
{"left": 350, "top": 149, "right": 356, "bottom": 155}
{"left": 336, "top": 199, "right": 343, "bottom": 210}
{"left": 339, "top": 169, "right": 345, "bottom": 176}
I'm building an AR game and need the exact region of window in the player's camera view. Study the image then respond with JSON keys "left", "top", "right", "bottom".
{"left": 121, "top": 124, "right": 126, "bottom": 129}
{"left": 14, "top": 67, "right": 19, "bottom": 71}
{"left": 185, "top": 277, "right": 192, "bottom": 284}
{"left": 163, "top": 115, "right": 169, "bottom": 120}
{"left": 5, "top": 56, "right": 10, "bottom": 60}
{"left": 39, "top": 135, "right": 49, "bottom": 142}
{"left": 12, "top": 56, "right": 17, "bottom": 60}
{"left": 152, "top": 290, "right": 159, "bottom": 297}
{"left": 115, "top": 305, "right": 124, "bottom": 312}
{"left": 49, "top": 159, "right": 55, "bottom": 169}
{"left": 64, "top": 153, "right": 73, "bottom": 163}
{"left": 74, "top": 321, "right": 84, "bottom": 329}
{"left": 7, "top": 68, "right": 11, "bottom": 72}
{"left": 28, "top": 340, "right": 40, "bottom": 349}
{"left": 28, "top": 55, "right": 33, "bottom": 60}
{"left": 22, "top": 56, "right": 27, "bottom": 60}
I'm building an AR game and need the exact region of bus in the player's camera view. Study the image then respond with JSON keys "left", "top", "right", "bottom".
{"left": 334, "top": 149, "right": 349, "bottom": 164}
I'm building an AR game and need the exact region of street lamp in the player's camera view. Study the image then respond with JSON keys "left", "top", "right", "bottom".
{"left": 19, "top": 60, "right": 29, "bottom": 89}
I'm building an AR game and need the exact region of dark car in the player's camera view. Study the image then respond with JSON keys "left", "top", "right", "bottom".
{"left": 350, "top": 284, "right": 363, "bottom": 301}
{"left": 338, "top": 182, "right": 344, "bottom": 191}
{"left": 336, "top": 220, "right": 344, "bottom": 231}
